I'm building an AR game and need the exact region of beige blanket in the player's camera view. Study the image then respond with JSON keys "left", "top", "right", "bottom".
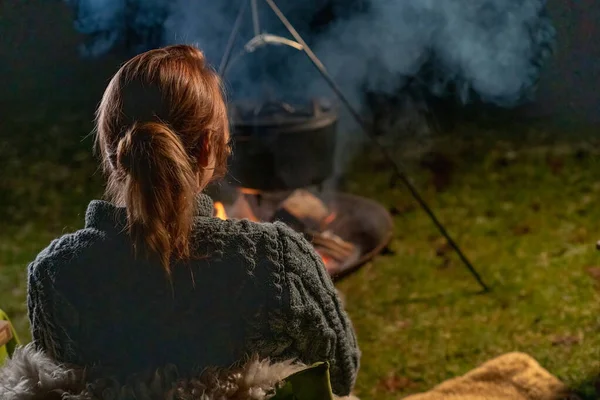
{"left": 403, "top": 352, "right": 571, "bottom": 400}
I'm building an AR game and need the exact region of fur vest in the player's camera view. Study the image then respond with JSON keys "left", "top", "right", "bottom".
{"left": 0, "top": 344, "right": 357, "bottom": 400}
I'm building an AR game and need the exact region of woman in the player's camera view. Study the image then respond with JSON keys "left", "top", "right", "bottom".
{"left": 26, "top": 45, "right": 359, "bottom": 396}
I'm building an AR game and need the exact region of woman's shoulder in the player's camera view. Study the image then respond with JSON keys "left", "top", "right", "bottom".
{"left": 194, "top": 217, "right": 320, "bottom": 270}
{"left": 204, "top": 217, "right": 332, "bottom": 282}
{"left": 28, "top": 227, "right": 108, "bottom": 284}
{"left": 194, "top": 216, "right": 313, "bottom": 250}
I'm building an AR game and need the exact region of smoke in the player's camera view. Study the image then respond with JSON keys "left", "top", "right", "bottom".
{"left": 302, "top": 0, "right": 555, "bottom": 108}
{"left": 64, "top": 0, "right": 555, "bottom": 107}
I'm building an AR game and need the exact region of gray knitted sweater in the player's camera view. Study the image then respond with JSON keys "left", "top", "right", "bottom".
{"left": 26, "top": 194, "right": 360, "bottom": 396}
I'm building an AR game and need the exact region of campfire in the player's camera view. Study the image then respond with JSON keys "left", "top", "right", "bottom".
{"left": 211, "top": 97, "right": 394, "bottom": 279}
{"left": 214, "top": 189, "right": 360, "bottom": 273}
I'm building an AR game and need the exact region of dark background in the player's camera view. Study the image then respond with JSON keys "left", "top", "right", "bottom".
{"left": 0, "top": 0, "right": 598, "bottom": 125}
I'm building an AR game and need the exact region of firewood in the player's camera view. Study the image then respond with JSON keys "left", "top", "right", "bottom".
{"left": 308, "top": 229, "right": 353, "bottom": 246}
{"left": 311, "top": 233, "right": 355, "bottom": 253}
{"left": 308, "top": 231, "right": 356, "bottom": 262}
{"left": 272, "top": 189, "right": 331, "bottom": 232}
{"left": 316, "top": 247, "right": 351, "bottom": 263}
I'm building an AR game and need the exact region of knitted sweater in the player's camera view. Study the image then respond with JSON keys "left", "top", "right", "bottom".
{"left": 27, "top": 194, "right": 360, "bottom": 396}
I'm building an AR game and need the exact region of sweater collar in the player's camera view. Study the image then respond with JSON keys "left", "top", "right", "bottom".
{"left": 85, "top": 193, "right": 215, "bottom": 231}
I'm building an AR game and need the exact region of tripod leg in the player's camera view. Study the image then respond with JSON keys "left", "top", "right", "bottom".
{"left": 262, "top": 0, "right": 490, "bottom": 292}
{"left": 251, "top": 0, "right": 261, "bottom": 36}
{"left": 219, "top": 0, "right": 249, "bottom": 76}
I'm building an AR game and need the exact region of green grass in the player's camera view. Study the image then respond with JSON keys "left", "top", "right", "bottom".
{"left": 1, "top": 110, "right": 600, "bottom": 399}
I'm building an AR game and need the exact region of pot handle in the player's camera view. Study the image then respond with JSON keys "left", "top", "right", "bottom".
{"left": 221, "top": 34, "right": 304, "bottom": 78}
{"left": 252, "top": 100, "right": 324, "bottom": 117}
{"left": 253, "top": 101, "right": 297, "bottom": 116}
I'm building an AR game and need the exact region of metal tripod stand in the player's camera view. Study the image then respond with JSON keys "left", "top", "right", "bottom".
{"left": 218, "top": 0, "right": 490, "bottom": 292}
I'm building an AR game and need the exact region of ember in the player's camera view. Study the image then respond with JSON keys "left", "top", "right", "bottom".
{"left": 213, "top": 189, "right": 360, "bottom": 274}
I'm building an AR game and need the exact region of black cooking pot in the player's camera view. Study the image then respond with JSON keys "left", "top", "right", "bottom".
{"left": 228, "top": 99, "right": 338, "bottom": 191}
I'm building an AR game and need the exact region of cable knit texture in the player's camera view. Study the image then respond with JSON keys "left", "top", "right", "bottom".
{"left": 26, "top": 194, "right": 360, "bottom": 396}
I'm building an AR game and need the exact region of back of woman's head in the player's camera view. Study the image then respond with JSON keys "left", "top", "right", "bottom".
{"left": 95, "top": 44, "right": 230, "bottom": 274}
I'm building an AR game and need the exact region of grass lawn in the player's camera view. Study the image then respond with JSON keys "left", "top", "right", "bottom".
{"left": 1, "top": 108, "right": 600, "bottom": 399}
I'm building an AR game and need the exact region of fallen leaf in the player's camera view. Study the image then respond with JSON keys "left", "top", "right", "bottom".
{"left": 511, "top": 224, "right": 531, "bottom": 236}
{"left": 396, "top": 320, "right": 412, "bottom": 329}
{"left": 377, "top": 373, "right": 417, "bottom": 393}
{"left": 551, "top": 333, "right": 583, "bottom": 346}
{"left": 585, "top": 267, "right": 600, "bottom": 284}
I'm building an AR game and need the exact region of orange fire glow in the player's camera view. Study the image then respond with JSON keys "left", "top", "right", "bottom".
{"left": 213, "top": 199, "right": 259, "bottom": 222}
{"left": 214, "top": 202, "right": 227, "bottom": 220}
{"left": 323, "top": 212, "right": 337, "bottom": 226}
{"left": 239, "top": 187, "right": 262, "bottom": 195}
{"left": 315, "top": 249, "right": 333, "bottom": 267}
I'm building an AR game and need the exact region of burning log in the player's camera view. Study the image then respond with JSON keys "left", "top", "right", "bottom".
{"left": 306, "top": 230, "right": 357, "bottom": 265}
{"left": 272, "top": 189, "right": 331, "bottom": 232}
{"left": 229, "top": 194, "right": 259, "bottom": 222}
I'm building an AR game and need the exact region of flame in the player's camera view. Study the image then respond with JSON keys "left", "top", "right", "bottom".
{"left": 239, "top": 187, "right": 262, "bottom": 195}
{"left": 214, "top": 202, "right": 228, "bottom": 220}
{"left": 214, "top": 198, "right": 259, "bottom": 222}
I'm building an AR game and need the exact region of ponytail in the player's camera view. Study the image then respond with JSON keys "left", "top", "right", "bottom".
{"left": 114, "top": 121, "right": 198, "bottom": 273}
{"left": 96, "top": 44, "right": 231, "bottom": 276}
